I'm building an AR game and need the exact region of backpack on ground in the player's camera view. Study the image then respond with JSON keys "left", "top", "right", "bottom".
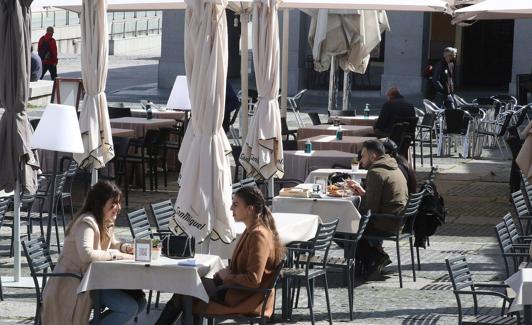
{"left": 414, "top": 180, "right": 446, "bottom": 248}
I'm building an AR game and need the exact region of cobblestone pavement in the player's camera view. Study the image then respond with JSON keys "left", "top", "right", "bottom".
{"left": 0, "top": 152, "right": 516, "bottom": 325}
{"left": 3, "top": 53, "right": 520, "bottom": 324}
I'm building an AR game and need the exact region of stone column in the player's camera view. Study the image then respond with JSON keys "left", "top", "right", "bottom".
{"left": 157, "top": 11, "right": 186, "bottom": 89}
{"left": 509, "top": 19, "right": 532, "bottom": 95}
{"left": 380, "top": 12, "right": 429, "bottom": 96}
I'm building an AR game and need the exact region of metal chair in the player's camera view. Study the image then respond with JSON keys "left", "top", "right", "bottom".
{"left": 110, "top": 136, "right": 130, "bottom": 206}
{"left": 59, "top": 157, "right": 78, "bottom": 231}
{"left": 281, "top": 117, "right": 297, "bottom": 140}
{"left": 5, "top": 193, "right": 35, "bottom": 257}
{"left": 126, "top": 129, "right": 160, "bottom": 192}
{"left": 22, "top": 237, "right": 82, "bottom": 325}
{"left": 502, "top": 213, "right": 532, "bottom": 246}
{"left": 494, "top": 221, "right": 530, "bottom": 278}
{"left": 282, "top": 219, "right": 339, "bottom": 325}
{"left": 298, "top": 212, "right": 371, "bottom": 320}
{"left": 416, "top": 113, "right": 436, "bottom": 167}
{"left": 155, "top": 127, "right": 181, "bottom": 188}
{"left": 199, "top": 260, "right": 286, "bottom": 325}
{"left": 445, "top": 255, "right": 519, "bottom": 325}
{"left": 108, "top": 106, "right": 132, "bottom": 118}
{"left": 126, "top": 208, "right": 160, "bottom": 313}
{"left": 149, "top": 200, "right": 174, "bottom": 234}
{"left": 440, "top": 109, "right": 472, "bottom": 157}
{"left": 478, "top": 111, "right": 514, "bottom": 158}
{"left": 364, "top": 189, "right": 426, "bottom": 288}
{"left": 287, "top": 89, "right": 307, "bottom": 128}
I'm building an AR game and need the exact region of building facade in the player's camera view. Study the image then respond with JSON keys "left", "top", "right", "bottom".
{"left": 157, "top": 10, "right": 532, "bottom": 97}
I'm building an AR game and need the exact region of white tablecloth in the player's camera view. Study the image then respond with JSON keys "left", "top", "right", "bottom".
{"left": 305, "top": 168, "right": 367, "bottom": 183}
{"left": 209, "top": 213, "right": 319, "bottom": 259}
{"left": 77, "top": 254, "right": 225, "bottom": 302}
{"left": 505, "top": 268, "right": 532, "bottom": 312}
{"left": 272, "top": 196, "right": 361, "bottom": 234}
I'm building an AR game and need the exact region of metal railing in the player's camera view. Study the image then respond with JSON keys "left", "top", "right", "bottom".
{"left": 109, "top": 17, "right": 162, "bottom": 39}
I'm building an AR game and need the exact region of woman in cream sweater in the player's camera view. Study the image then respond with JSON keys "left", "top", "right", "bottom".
{"left": 41, "top": 181, "right": 146, "bottom": 324}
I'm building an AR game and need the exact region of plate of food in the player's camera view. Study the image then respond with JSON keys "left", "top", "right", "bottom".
{"left": 326, "top": 184, "right": 353, "bottom": 197}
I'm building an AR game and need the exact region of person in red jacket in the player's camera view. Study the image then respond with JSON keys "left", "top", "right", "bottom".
{"left": 38, "top": 26, "right": 58, "bottom": 80}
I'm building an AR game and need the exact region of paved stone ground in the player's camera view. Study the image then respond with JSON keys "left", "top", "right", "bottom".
{"left": 1, "top": 53, "right": 521, "bottom": 324}
{"left": 0, "top": 147, "right": 516, "bottom": 324}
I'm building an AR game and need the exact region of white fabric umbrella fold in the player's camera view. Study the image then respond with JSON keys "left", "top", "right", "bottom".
{"left": 171, "top": 0, "right": 235, "bottom": 243}
{"left": 73, "top": 0, "right": 114, "bottom": 170}
{"left": 240, "top": 0, "right": 284, "bottom": 180}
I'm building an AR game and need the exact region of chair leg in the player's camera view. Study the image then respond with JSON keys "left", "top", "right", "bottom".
{"left": 60, "top": 198, "right": 67, "bottom": 233}
{"left": 346, "top": 265, "right": 354, "bottom": 321}
{"left": 429, "top": 131, "right": 433, "bottom": 167}
{"left": 323, "top": 275, "right": 333, "bottom": 325}
{"left": 68, "top": 196, "right": 74, "bottom": 225}
{"left": 416, "top": 246, "right": 421, "bottom": 271}
{"left": 54, "top": 217, "right": 61, "bottom": 254}
{"left": 147, "top": 290, "right": 152, "bottom": 314}
{"left": 409, "top": 237, "right": 416, "bottom": 282}
{"left": 155, "top": 291, "right": 160, "bottom": 309}
{"left": 305, "top": 280, "right": 315, "bottom": 325}
{"left": 0, "top": 273, "right": 3, "bottom": 301}
{"left": 396, "top": 240, "right": 403, "bottom": 288}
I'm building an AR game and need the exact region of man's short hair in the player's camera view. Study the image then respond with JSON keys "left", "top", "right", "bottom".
{"left": 46, "top": 26, "right": 54, "bottom": 33}
{"left": 443, "top": 47, "right": 457, "bottom": 56}
{"left": 386, "top": 87, "right": 401, "bottom": 99}
{"left": 362, "top": 139, "right": 385, "bottom": 157}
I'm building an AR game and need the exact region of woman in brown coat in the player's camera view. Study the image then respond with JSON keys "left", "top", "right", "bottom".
{"left": 41, "top": 181, "right": 146, "bottom": 324}
{"left": 156, "top": 186, "right": 284, "bottom": 324}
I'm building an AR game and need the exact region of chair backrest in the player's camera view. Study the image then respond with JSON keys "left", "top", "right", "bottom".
{"left": 143, "top": 129, "right": 160, "bottom": 155}
{"left": 280, "top": 117, "right": 291, "bottom": 136}
{"left": 495, "top": 111, "right": 514, "bottom": 137}
{"left": 307, "top": 112, "right": 322, "bottom": 126}
{"left": 514, "top": 104, "right": 530, "bottom": 128}
{"left": 329, "top": 110, "right": 355, "bottom": 117}
{"left": 258, "top": 259, "right": 286, "bottom": 318}
{"left": 0, "top": 197, "right": 11, "bottom": 227}
{"left": 22, "top": 237, "right": 55, "bottom": 298}
{"left": 126, "top": 208, "right": 153, "bottom": 240}
{"left": 473, "top": 97, "right": 498, "bottom": 106}
{"left": 232, "top": 177, "right": 258, "bottom": 193}
{"left": 423, "top": 99, "right": 443, "bottom": 114}
{"left": 341, "top": 211, "right": 371, "bottom": 259}
{"left": 444, "top": 109, "right": 469, "bottom": 135}
{"left": 112, "top": 136, "right": 131, "bottom": 157}
{"left": 494, "top": 221, "right": 517, "bottom": 278}
{"left": 306, "top": 219, "right": 339, "bottom": 270}
{"left": 150, "top": 200, "right": 175, "bottom": 232}
{"left": 288, "top": 89, "right": 308, "bottom": 111}
{"left": 511, "top": 190, "right": 531, "bottom": 219}
{"left": 502, "top": 213, "right": 521, "bottom": 245}
{"left": 108, "top": 106, "right": 132, "bottom": 118}
{"left": 402, "top": 189, "right": 426, "bottom": 234}
{"left": 419, "top": 112, "right": 436, "bottom": 128}
{"left": 491, "top": 94, "right": 517, "bottom": 108}
{"left": 445, "top": 255, "right": 474, "bottom": 292}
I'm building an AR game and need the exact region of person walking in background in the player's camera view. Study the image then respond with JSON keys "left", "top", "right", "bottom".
{"left": 373, "top": 87, "right": 416, "bottom": 138}
{"left": 432, "top": 47, "right": 457, "bottom": 109}
{"left": 30, "top": 46, "right": 42, "bottom": 82}
{"left": 38, "top": 26, "right": 58, "bottom": 80}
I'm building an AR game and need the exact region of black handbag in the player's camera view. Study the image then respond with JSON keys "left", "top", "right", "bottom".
{"left": 328, "top": 172, "right": 351, "bottom": 185}
{"left": 161, "top": 235, "right": 195, "bottom": 259}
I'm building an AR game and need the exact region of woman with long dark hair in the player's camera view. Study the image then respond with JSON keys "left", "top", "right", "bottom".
{"left": 41, "top": 181, "right": 146, "bottom": 324}
{"left": 156, "top": 186, "right": 284, "bottom": 324}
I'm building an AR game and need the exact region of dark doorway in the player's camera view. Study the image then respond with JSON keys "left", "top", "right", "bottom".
{"left": 461, "top": 20, "right": 514, "bottom": 88}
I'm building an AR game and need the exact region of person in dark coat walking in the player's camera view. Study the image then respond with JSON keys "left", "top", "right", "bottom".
{"left": 38, "top": 26, "right": 58, "bottom": 80}
{"left": 373, "top": 87, "right": 416, "bottom": 138}
{"left": 432, "top": 47, "right": 457, "bottom": 109}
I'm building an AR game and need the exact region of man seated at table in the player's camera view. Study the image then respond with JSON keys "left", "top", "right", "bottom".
{"left": 347, "top": 139, "right": 409, "bottom": 280}
{"left": 373, "top": 87, "right": 416, "bottom": 138}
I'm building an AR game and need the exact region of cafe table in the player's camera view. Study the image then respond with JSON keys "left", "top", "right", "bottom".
{"left": 283, "top": 150, "right": 355, "bottom": 182}
{"left": 505, "top": 268, "right": 532, "bottom": 324}
{"left": 130, "top": 108, "right": 186, "bottom": 121}
{"left": 297, "top": 124, "right": 374, "bottom": 140}
{"left": 328, "top": 115, "right": 379, "bottom": 127}
{"left": 209, "top": 212, "right": 319, "bottom": 260}
{"left": 297, "top": 135, "right": 377, "bottom": 154}
{"left": 109, "top": 117, "right": 176, "bottom": 138}
{"left": 305, "top": 168, "right": 367, "bottom": 183}
{"left": 272, "top": 195, "right": 361, "bottom": 234}
{"left": 79, "top": 254, "right": 225, "bottom": 325}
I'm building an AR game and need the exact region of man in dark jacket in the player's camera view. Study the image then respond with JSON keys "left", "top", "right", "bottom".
{"left": 374, "top": 87, "right": 416, "bottom": 137}
{"left": 347, "top": 140, "right": 409, "bottom": 279}
{"left": 432, "top": 47, "right": 457, "bottom": 109}
{"left": 38, "top": 26, "right": 58, "bottom": 80}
